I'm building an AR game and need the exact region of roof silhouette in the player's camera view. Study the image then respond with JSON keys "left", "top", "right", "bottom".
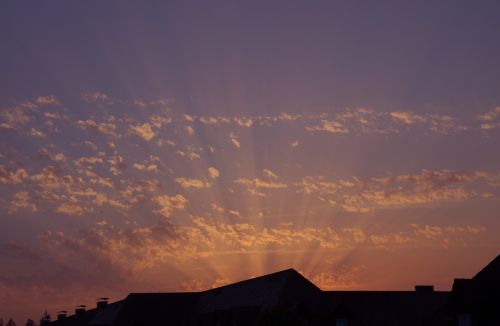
{"left": 46, "top": 255, "right": 500, "bottom": 326}
{"left": 473, "top": 254, "right": 500, "bottom": 281}
{"left": 198, "top": 268, "right": 321, "bottom": 313}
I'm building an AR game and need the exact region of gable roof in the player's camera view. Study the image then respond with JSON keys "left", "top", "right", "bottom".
{"left": 473, "top": 254, "right": 500, "bottom": 282}
{"left": 198, "top": 268, "right": 321, "bottom": 313}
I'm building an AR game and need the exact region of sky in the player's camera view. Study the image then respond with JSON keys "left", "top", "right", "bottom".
{"left": 1, "top": 0, "right": 500, "bottom": 322}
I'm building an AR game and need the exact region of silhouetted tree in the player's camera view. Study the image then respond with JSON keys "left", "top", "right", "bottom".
{"left": 0, "top": 318, "right": 4, "bottom": 326}
{"left": 39, "top": 311, "right": 50, "bottom": 326}
{"left": 25, "top": 319, "right": 35, "bottom": 326}
{"left": 5, "top": 319, "right": 16, "bottom": 326}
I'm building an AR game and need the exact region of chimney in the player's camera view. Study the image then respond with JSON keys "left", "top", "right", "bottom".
{"left": 75, "top": 305, "right": 86, "bottom": 318}
{"left": 415, "top": 285, "right": 434, "bottom": 293}
{"left": 97, "top": 297, "right": 109, "bottom": 309}
{"left": 57, "top": 311, "right": 67, "bottom": 321}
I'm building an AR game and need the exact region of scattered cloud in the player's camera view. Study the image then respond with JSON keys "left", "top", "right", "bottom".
{"left": 200, "top": 116, "right": 220, "bottom": 125}
{"left": 175, "top": 177, "right": 211, "bottom": 189}
{"left": 262, "top": 169, "right": 278, "bottom": 179}
{"left": 478, "top": 107, "right": 500, "bottom": 121}
{"left": 56, "top": 202, "right": 90, "bottom": 216}
{"left": 229, "top": 132, "right": 241, "bottom": 148}
{"left": 390, "top": 111, "right": 426, "bottom": 124}
{"left": 234, "top": 117, "right": 253, "bottom": 127}
{"left": 129, "top": 123, "right": 155, "bottom": 141}
{"left": 208, "top": 167, "right": 220, "bottom": 179}
{"left": 35, "top": 95, "right": 60, "bottom": 106}
{"left": 81, "top": 92, "right": 113, "bottom": 103}
{"left": 0, "top": 166, "right": 29, "bottom": 185}
{"left": 478, "top": 107, "right": 500, "bottom": 130}
{"left": 306, "top": 119, "right": 349, "bottom": 133}
{"left": 183, "top": 114, "right": 194, "bottom": 122}
{"left": 9, "top": 191, "right": 37, "bottom": 213}
{"left": 78, "top": 119, "right": 117, "bottom": 137}
{"left": 235, "top": 178, "right": 287, "bottom": 189}
{"left": 153, "top": 194, "right": 188, "bottom": 218}
{"left": 150, "top": 114, "right": 172, "bottom": 128}
{"left": 185, "top": 125, "right": 195, "bottom": 136}
{"left": 296, "top": 170, "right": 490, "bottom": 212}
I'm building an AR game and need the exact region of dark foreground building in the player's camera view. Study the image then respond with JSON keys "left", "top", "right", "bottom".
{"left": 47, "top": 254, "right": 499, "bottom": 326}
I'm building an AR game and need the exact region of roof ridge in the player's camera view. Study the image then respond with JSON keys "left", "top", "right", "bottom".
{"left": 202, "top": 268, "right": 299, "bottom": 293}
{"left": 473, "top": 254, "right": 500, "bottom": 281}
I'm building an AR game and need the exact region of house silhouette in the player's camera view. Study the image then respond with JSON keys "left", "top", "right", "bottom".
{"left": 45, "top": 254, "right": 500, "bottom": 325}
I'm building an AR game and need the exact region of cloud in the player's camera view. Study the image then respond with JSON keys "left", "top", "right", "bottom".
{"left": 208, "top": 167, "right": 220, "bottom": 179}
{"left": 185, "top": 125, "right": 195, "bottom": 136}
{"left": 176, "top": 150, "right": 201, "bottom": 160}
{"left": 368, "top": 233, "right": 411, "bottom": 246}
{"left": 157, "top": 138, "right": 176, "bottom": 147}
{"left": 234, "top": 117, "right": 253, "bottom": 127}
{"left": 132, "top": 163, "right": 159, "bottom": 173}
{"left": 262, "top": 169, "right": 278, "bottom": 179}
{"left": 427, "top": 114, "right": 467, "bottom": 134}
{"left": 478, "top": 107, "right": 500, "bottom": 130}
{"left": 0, "top": 102, "right": 34, "bottom": 128}
{"left": 234, "top": 178, "right": 287, "bottom": 189}
{"left": 411, "top": 224, "right": 485, "bottom": 239}
{"left": 74, "top": 156, "right": 104, "bottom": 167}
{"left": 200, "top": 116, "right": 220, "bottom": 125}
{"left": 81, "top": 92, "right": 113, "bottom": 103}
{"left": 305, "top": 119, "right": 349, "bottom": 133}
{"left": 175, "top": 177, "right": 211, "bottom": 189}
{"left": 107, "top": 154, "right": 126, "bottom": 175}
{"left": 480, "top": 123, "right": 497, "bottom": 130}
{"left": 153, "top": 194, "right": 188, "bottom": 218}
{"left": 9, "top": 191, "right": 37, "bottom": 213}
{"left": 390, "top": 111, "right": 426, "bottom": 124}
{"left": 183, "top": 114, "right": 195, "bottom": 122}
{"left": 307, "top": 265, "right": 367, "bottom": 290}
{"left": 478, "top": 107, "right": 500, "bottom": 121}
{"left": 410, "top": 224, "right": 487, "bottom": 247}
{"left": 78, "top": 119, "right": 117, "bottom": 137}
{"left": 44, "top": 111, "right": 63, "bottom": 120}
{"left": 35, "top": 96, "right": 60, "bottom": 106}
{"left": 0, "top": 166, "right": 29, "bottom": 185}
{"left": 296, "top": 170, "right": 489, "bottom": 212}
{"left": 387, "top": 111, "right": 466, "bottom": 134}
{"left": 229, "top": 132, "right": 241, "bottom": 148}
{"left": 129, "top": 123, "right": 155, "bottom": 141}
{"left": 150, "top": 115, "right": 172, "bottom": 128}
{"left": 56, "top": 202, "right": 90, "bottom": 216}
{"left": 30, "top": 166, "right": 74, "bottom": 191}
{"left": 36, "top": 148, "right": 66, "bottom": 163}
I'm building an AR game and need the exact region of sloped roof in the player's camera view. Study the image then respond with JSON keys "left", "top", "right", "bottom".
{"left": 198, "top": 268, "right": 321, "bottom": 313}
{"left": 473, "top": 254, "right": 500, "bottom": 281}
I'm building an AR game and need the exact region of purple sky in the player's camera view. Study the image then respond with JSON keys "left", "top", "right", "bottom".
{"left": 1, "top": 1, "right": 500, "bottom": 322}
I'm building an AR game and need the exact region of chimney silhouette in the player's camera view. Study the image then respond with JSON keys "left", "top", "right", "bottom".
{"left": 97, "top": 297, "right": 109, "bottom": 309}
{"left": 75, "top": 305, "right": 86, "bottom": 318}
{"left": 57, "top": 311, "right": 67, "bottom": 321}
